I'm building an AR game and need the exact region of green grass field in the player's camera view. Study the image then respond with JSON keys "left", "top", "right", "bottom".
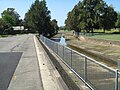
{"left": 0, "top": 35, "right": 13, "bottom": 38}
{"left": 79, "top": 29, "right": 120, "bottom": 41}
{"left": 90, "top": 34, "right": 120, "bottom": 41}
{"left": 91, "top": 29, "right": 120, "bottom": 34}
{"left": 56, "top": 30, "right": 120, "bottom": 41}
{"left": 0, "top": 35, "right": 7, "bottom": 38}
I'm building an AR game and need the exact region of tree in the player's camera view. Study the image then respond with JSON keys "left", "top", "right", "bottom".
{"left": 50, "top": 19, "right": 59, "bottom": 34}
{"left": 65, "top": 11, "right": 74, "bottom": 30}
{"left": 24, "top": 0, "right": 56, "bottom": 37}
{"left": 1, "top": 8, "right": 20, "bottom": 26}
{"left": 0, "top": 18, "right": 6, "bottom": 34}
{"left": 101, "top": 5, "right": 117, "bottom": 32}
{"left": 65, "top": 0, "right": 117, "bottom": 33}
{"left": 0, "top": 8, "right": 21, "bottom": 34}
{"left": 59, "top": 26, "right": 66, "bottom": 30}
{"left": 65, "top": 2, "right": 82, "bottom": 33}
{"left": 115, "top": 13, "right": 120, "bottom": 32}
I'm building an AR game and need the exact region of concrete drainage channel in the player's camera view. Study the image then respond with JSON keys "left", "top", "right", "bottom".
{"left": 36, "top": 36, "right": 90, "bottom": 90}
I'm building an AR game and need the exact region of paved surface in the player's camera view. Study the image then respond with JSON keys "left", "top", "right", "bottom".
{"left": 0, "top": 34, "right": 43, "bottom": 90}
{"left": 0, "top": 52, "right": 22, "bottom": 90}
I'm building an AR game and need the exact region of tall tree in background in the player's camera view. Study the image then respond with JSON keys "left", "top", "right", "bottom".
{"left": 65, "top": 12, "right": 74, "bottom": 30}
{"left": 0, "top": 8, "right": 21, "bottom": 34}
{"left": 24, "top": 0, "right": 58, "bottom": 36}
{"left": 65, "top": 1, "right": 83, "bottom": 36}
{"left": 0, "top": 18, "right": 6, "bottom": 34}
{"left": 65, "top": 0, "right": 117, "bottom": 33}
{"left": 65, "top": 1, "right": 83, "bottom": 31}
{"left": 116, "top": 13, "right": 120, "bottom": 32}
{"left": 50, "top": 19, "right": 59, "bottom": 34}
{"left": 101, "top": 5, "right": 117, "bottom": 32}
{"left": 1, "top": 8, "right": 20, "bottom": 26}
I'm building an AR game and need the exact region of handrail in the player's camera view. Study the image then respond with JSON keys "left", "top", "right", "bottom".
{"left": 40, "top": 35, "right": 119, "bottom": 90}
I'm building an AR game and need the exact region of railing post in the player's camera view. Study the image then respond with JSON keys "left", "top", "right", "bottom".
{"left": 71, "top": 49, "right": 72, "bottom": 68}
{"left": 84, "top": 57, "right": 87, "bottom": 82}
{"left": 43, "top": 36, "right": 44, "bottom": 42}
{"left": 45, "top": 37, "right": 46, "bottom": 44}
{"left": 115, "top": 69, "right": 119, "bottom": 90}
{"left": 57, "top": 44, "right": 58, "bottom": 55}
{"left": 63, "top": 45, "right": 64, "bottom": 60}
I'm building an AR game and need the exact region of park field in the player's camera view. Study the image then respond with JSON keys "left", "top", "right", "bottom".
{"left": 88, "top": 29, "right": 120, "bottom": 41}
{"left": 0, "top": 35, "right": 7, "bottom": 38}
{"left": 90, "top": 34, "right": 120, "bottom": 41}
{"left": 0, "top": 35, "right": 12, "bottom": 38}
{"left": 54, "top": 29, "right": 120, "bottom": 41}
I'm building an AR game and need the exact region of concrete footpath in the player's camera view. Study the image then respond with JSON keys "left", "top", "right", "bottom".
{"left": 7, "top": 35, "right": 44, "bottom": 90}
{"left": 34, "top": 36, "right": 69, "bottom": 90}
{"left": 7, "top": 35, "right": 68, "bottom": 90}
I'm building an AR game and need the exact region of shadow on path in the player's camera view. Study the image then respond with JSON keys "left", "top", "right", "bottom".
{"left": 0, "top": 52, "right": 22, "bottom": 90}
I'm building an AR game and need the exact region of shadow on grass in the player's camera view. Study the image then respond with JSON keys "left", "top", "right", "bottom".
{"left": 112, "top": 32, "right": 120, "bottom": 34}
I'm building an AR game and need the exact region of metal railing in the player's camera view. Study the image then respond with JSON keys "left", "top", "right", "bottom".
{"left": 40, "top": 35, "right": 120, "bottom": 90}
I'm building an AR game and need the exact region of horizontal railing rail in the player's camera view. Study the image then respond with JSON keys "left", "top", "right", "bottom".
{"left": 40, "top": 35, "right": 120, "bottom": 90}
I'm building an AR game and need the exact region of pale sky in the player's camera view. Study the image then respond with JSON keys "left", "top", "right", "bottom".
{"left": 0, "top": 0, "right": 120, "bottom": 26}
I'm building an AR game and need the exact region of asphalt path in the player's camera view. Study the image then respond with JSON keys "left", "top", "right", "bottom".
{"left": 0, "top": 52, "right": 22, "bottom": 90}
{"left": 0, "top": 34, "right": 43, "bottom": 90}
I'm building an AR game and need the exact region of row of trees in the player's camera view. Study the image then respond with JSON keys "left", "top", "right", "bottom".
{"left": 0, "top": 8, "right": 22, "bottom": 34}
{"left": 24, "top": 0, "right": 59, "bottom": 37}
{"left": 65, "top": 0, "right": 120, "bottom": 33}
{"left": 0, "top": 0, "right": 59, "bottom": 36}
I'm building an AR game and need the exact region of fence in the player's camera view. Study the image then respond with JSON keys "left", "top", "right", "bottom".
{"left": 40, "top": 35, "right": 120, "bottom": 90}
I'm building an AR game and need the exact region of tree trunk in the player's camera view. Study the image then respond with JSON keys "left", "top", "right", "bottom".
{"left": 79, "top": 28, "right": 81, "bottom": 32}
{"left": 91, "top": 28, "right": 93, "bottom": 33}
{"left": 103, "top": 28, "right": 105, "bottom": 33}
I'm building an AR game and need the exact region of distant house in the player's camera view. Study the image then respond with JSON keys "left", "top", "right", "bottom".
{"left": 12, "top": 26, "right": 24, "bottom": 31}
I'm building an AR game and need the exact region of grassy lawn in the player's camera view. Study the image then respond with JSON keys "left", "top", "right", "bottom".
{"left": 0, "top": 35, "right": 7, "bottom": 37}
{"left": 92, "top": 29, "right": 120, "bottom": 33}
{"left": 55, "top": 30, "right": 120, "bottom": 41}
{"left": 79, "top": 29, "right": 120, "bottom": 41}
{"left": 0, "top": 35, "right": 13, "bottom": 38}
{"left": 90, "top": 34, "right": 120, "bottom": 41}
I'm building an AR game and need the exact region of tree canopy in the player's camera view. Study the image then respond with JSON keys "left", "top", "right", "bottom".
{"left": 24, "top": 0, "right": 59, "bottom": 37}
{"left": 0, "top": 8, "right": 21, "bottom": 34}
{"left": 116, "top": 13, "right": 120, "bottom": 30}
{"left": 65, "top": 0, "right": 118, "bottom": 33}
